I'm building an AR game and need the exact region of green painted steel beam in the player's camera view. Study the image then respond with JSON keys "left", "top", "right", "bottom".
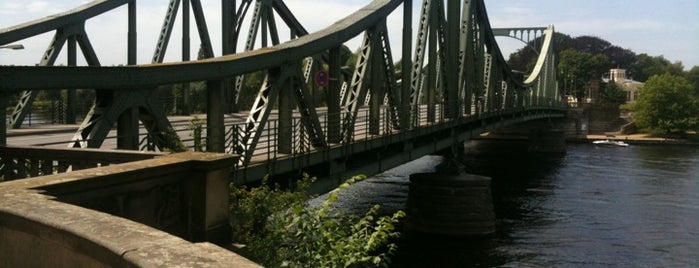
{"left": 0, "top": 0, "right": 404, "bottom": 92}
{"left": 0, "top": 0, "right": 131, "bottom": 45}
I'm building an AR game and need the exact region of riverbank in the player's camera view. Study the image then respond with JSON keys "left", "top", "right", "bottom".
{"left": 571, "top": 133, "right": 699, "bottom": 146}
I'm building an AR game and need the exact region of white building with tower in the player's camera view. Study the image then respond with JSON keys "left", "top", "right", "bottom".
{"left": 603, "top": 69, "right": 644, "bottom": 103}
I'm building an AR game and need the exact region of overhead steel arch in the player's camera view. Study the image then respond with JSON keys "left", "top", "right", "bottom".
{"left": 1, "top": 0, "right": 565, "bottom": 169}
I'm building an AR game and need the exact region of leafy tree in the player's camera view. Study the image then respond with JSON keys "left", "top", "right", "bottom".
{"left": 507, "top": 34, "right": 635, "bottom": 73}
{"left": 627, "top": 54, "right": 680, "bottom": 82}
{"left": 567, "top": 35, "right": 612, "bottom": 54}
{"left": 599, "top": 81, "right": 627, "bottom": 105}
{"left": 665, "top": 61, "right": 685, "bottom": 76}
{"left": 603, "top": 45, "right": 636, "bottom": 69}
{"left": 558, "top": 49, "right": 610, "bottom": 100}
{"left": 633, "top": 73, "right": 699, "bottom": 134}
{"left": 685, "top": 66, "right": 699, "bottom": 95}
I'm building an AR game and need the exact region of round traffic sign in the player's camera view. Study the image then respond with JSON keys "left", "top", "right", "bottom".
{"left": 314, "top": 69, "right": 329, "bottom": 87}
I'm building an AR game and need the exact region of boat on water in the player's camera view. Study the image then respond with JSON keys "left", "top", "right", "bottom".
{"left": 593, "top": 139, "right": 629, "bottom": 147}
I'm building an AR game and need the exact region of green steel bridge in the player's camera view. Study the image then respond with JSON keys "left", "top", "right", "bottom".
{"left": 0, "top": 0, "right": 566, "bottom": 184}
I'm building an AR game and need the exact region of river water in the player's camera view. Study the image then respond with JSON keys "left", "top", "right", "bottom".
{"left": 323, "top": 140, "right": 699, "bottom": 267}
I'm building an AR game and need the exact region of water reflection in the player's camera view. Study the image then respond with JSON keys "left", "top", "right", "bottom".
{"left": 390, "top": 140, "right": 567, "bottom": 267}
{"left": 322, "top": 141, "right": 699, "bottom": 267}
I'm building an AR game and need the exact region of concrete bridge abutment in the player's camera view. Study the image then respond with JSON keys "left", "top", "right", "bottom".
{"left": 406, "top": 157, "right": 496, "bottom": 236}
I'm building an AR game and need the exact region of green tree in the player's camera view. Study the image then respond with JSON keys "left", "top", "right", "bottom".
{"left": 633, "top": 73, "right": 699, "bottom": 134}
{"left": 684, "top": 66, "right": 699, "bottom": 95}
{"left": 558, "top": 49, "right": 610, "bottom": 100}
{"left": 627, "top": 54, "right": 682, "bottom": 82}
{"left": 599, "top": 81, "right": 627, "bottom": 105}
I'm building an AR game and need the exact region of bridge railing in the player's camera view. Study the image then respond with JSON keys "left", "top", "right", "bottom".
{"left": 0, "top": 146, "right": 165, "bottom": 181}
{"left": 214, "top": 96, "right": 565, "bottom": 168}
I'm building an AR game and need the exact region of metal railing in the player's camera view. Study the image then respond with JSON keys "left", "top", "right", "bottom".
{"left": 0, "top": 146, "right": 165, "bottom": 181}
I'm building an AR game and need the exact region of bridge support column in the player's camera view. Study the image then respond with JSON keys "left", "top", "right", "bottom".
{"left": 406, "top": 158, "right": 496, "bottom": 236}
{"left": 180, "top": 152, "right": 235, "bottom": 244}
{"left": 278, "top": 78, "right": 293, "bottom": 154}
{"left": 327, "top": 46, "right": 342, "bottom": 143}
{"left": 207, "top": 80, "right": 225, "bottom": 152}
{"left": 117, "top": 107, "right": 140, "bottom": 150}
{"left": 0, "top": 94, "right": 7, "bottom": 146}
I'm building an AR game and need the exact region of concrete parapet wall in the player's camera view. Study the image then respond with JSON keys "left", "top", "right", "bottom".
{"left": 0, "top": 152, "right": 261, "bottom": 268}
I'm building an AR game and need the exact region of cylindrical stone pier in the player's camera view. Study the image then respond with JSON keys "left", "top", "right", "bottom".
{"left": 406, "top": 172, "right": 495, "bottom": 236}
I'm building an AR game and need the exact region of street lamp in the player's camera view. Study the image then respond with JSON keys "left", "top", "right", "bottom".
{"left": 0, "top": 44, "right": 24, "bottom": 50}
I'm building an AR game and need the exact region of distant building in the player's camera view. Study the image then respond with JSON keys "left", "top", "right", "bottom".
{"left": 602, "top": 69, "right": 644, "bottom": 103}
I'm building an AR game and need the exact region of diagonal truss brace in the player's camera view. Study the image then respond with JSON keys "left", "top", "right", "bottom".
{"left": 234, "top": 63, "right": 327, "bottom": 165}
{"left": 9, "top": 22, "right": 98, "bottom": 129}
{"left": 409, "top": 0, "right": 448, "bottom": 124}
{"left": 341, "top": 21, "right": 401, "bottom": 140}
{"left": 340, "top": 29, "right": 373, "bottom": 142}
{"left": 69, "top": 89, "right": 180, "bottom": 151}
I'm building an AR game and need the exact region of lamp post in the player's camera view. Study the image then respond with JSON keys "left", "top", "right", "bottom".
{"left": 1, "top": 43, "right": 23, "bottom": 145}
{"left": 0, "top": 44, "right": 24, "bottom": 50}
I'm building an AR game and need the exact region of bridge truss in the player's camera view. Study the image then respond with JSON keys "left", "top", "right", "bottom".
{"left": 1, "top": 0, "right": 565, "bottom": 181}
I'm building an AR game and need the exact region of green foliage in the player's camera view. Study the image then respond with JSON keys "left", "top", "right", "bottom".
{"left": 229, "top": 175, "right": 405, "bottom": 267}
{"left": 558, "top": 49, "right": 610, "bottom": 100}
{"left": 633, "top": 73, "right": 699, "bottom": 134}
{"left": 598, "top": 82, "right": 627, "bottom": 105}
{"left": 627, "top": 54, "right": 683, "bottom": 82}
{"left": 685, "top": 66, "right": 699, "bottom": 95}
{"left": 189, "top": 116, "right": 206, "bottom": 152}
{"left": 507, "top": 34, "right": 635, "bottom": 74}
{"left": 162, "top": 126, "right": 188, "bottom": 152}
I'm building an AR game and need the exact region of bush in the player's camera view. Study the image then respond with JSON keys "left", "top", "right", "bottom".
{"left": 229, "top": 175, "right": 405, "bottom": 267}
{"left": 633, "top": 73, "right": 699, "bottom": 134}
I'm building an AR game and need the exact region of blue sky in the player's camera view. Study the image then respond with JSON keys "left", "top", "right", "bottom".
{"left": 1, "top": 0, "right": 697, "bottom": 69}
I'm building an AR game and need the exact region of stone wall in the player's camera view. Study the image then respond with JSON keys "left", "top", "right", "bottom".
{"left": 0, "top": 152, "right": 261, "bottom": 268}
{"left": 563, "top": 104, "right": 624, "bottom": 138}
{"left": 586, "top": 104, "right": 622, "bottom": 134}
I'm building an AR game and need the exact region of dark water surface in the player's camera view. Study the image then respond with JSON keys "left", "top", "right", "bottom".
{"left": 323, "top": 141, "right": 699, "bottom": 267}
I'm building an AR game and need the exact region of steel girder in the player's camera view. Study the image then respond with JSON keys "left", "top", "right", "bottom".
{"left": 338, "top": 19, "right": 401, "bottom": 140}
{"left": 400, "top": 0, "right": 413, "bottom": 130}
{"left": 0, "top": 0, "right": 567, "bottom": 157}
{"left": 73, "top": 0, "right": 220, "bottom": 151}
{"left": 445, "top": 0, "right": 461, "bottom": 119}
{"left": 152, "top": 0, "right": 181, "bottom": 63}
{"left": 482, "top": 53, "right": 493, "bottom": 112}
{"left": 376, "top": 23, "right": 401, "bottom": 131}
{"left": 9, "top": 22, "right": 99, "bottom": 129}
{"left": 327, "top": 46, "right": 342, "bottom": 143}
{"left": 153, "top": 0, "right": 215, "bottom": 63}
{"left": 0, "top": 1, "right": 406, "bottom": 91}
{"left": 523, "top": 26, "right": 558, "bottom": 106}
{"left": 232, "top": 0, "right": 311, "bottom": 110}
{"left": 410, "top": 0, "right": 448, "bottom": 124}
{"left": 70, "top": 89, "right": 179, "bottom": 151}
{"left": 0, "top": 0, "right": 131, "bottom": 45}
{"left": 459, "top": 0, "right": 475, "bottom": 115}
{"left": 492, "top": 27, "right": 547, "bottom": 55}
{"left": 233, "top": 63, "right": 327, "bottom": 165}
{"left": 473, "top": 1, "right": 487, "bottom": 115}
{"left": 340, "top": 29, "right": 373, "bottom": 142}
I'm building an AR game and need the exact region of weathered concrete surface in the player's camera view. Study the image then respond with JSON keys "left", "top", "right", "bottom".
{"left": 0, "top": 152, "right": 261, "bottom": 268}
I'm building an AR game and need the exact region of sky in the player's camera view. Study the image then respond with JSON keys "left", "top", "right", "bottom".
{"left": 1, "top": 0, "right": 697, "bottom": 70}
